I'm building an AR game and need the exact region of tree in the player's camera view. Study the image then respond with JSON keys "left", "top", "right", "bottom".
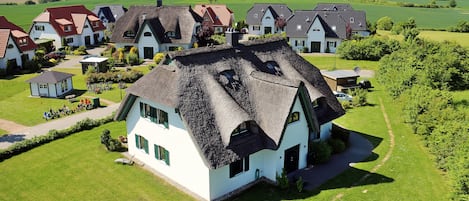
{"left": 449, "top": 0, "right": 457, "bottom": 8}
{"left": 376, "top": 16, "right": 393, "bottom": 31}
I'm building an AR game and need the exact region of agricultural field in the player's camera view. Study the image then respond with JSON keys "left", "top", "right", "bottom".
{"left": 1, "top": 0, "right": 469, "bottom": 30}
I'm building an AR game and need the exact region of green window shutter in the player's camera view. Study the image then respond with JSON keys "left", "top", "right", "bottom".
{"left": 244, "top": 156, "right": 250, "bottom": 171}
{"left": 150, "top": 107, "right": 157, "bottom": 123}
{"left": 135, "top": 135, "right": 140, "bottom": 149}
{"left": 143, "top": 138, "right": 149, "bottom": 154}
{"left": 139, "top": 102, "right": 144, "bottom": 117}
{"left": 154, "top": 144, "right": 160, "bottom": 160}
{"left": 164, "top": 149, "right": 170, "bottom": 166}
{"left": 162, "top": 111, "right": 168, "bottom": 128}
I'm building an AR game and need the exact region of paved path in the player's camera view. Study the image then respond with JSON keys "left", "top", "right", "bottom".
{"left": 0, "top": 103, "right": 120, "bottom": 150}
{"left": 53, "top": 47, "right": 105, "bottom": 69}
{"left": 291, "top": 132, "right": 374, "bottom": 191}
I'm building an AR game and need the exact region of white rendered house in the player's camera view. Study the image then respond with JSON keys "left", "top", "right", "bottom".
{"left": 115, "top": 35, "right": 345, "bottom": 201}
{"left": 246, "top": 4, "right": 292, "bottom": 35}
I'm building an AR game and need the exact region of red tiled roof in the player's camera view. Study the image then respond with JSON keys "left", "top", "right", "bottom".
{"left": 35, "top": 5, "right": 106, "bottom": 37}
{"left": 194, "top": 5, "right": 233, "bottom": 27}
{"left": 0, "top": 16, "right": 37, "bottom": 52}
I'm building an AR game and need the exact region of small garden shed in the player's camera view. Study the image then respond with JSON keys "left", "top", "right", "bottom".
{"left": 321, "top": 70, "right": 360, "bottom": 92}
{"left": 79, "top": 57, "right": 108, "bottom": 74}
{"left": 26, "top": 71, "right": 74, "bottom": 98}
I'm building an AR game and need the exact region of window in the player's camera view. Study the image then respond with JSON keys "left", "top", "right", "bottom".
{"left": 7, "top": 44, "right": 14, "bottom": 49}
{"left": 61, "top": 80, "right": 68, "bottom": 93}
{"left": 35, "top": 25, "right": 44, "bottom": 31}
{"left": 18, "top": 38, "right": 27, "bottom": 46}
{"left": 232, "top": 122, "right": 249, "bottom": 136}
{"left": 265, "top": 16, "right": 271, "bottom": 20}
{"left": 144, "top": 32, "right": 152, "bottom": 37}
{"left": 84, "top": 24, "right": 89, "bottom": 28}
{"left": 328, "top": 41, "right": 337, "bottom": 48}
{"left": 135, "top": 134, "right": 149, "bottom": 154}
{"left": 265, "top": 61, "right": 282, "bottom": 76}
{"left": 204, "top": 17, "right": 210, "bottom": 22}
{"left": 154, "top": 144, "right": 170, "bottom": 165}
{"left": 350, "top": 17, "right": 355, "bottom": 23}
{"left": 139, "top": 102, "right": 169, "bottom": 128}
{"left": 302, "top": 40, "right": 305, "bottom": 47}
{"left": 93, "top": 21, "right": 99, "bottom": 27}
{"left": 39, "top": 84, "right": 48, "bottom": 88}
{"left": 66, "top": 38, "right": 73, "bottom": 43}
{"left": 253, "top": 25, "right": 260, "bottom": 31}
{"left": 220, "top": 70, "right": 241, "bottom": 90}
{"left": 229, "top": 156, "right": 249, "bottom": 178}
{"left": 166, "top": 31, "right": 176, "bottom": 38}
{"left": 294, "top": 40, "right": 298, "bottom": 46}
{"left": 64, "top": 25, "right": 71, "bottom": 32}
{"left": 287, "top": 111, "right": 300, "bottom": 124}
{"left": 124, "top": 30, "right": 135, "bottom": 38}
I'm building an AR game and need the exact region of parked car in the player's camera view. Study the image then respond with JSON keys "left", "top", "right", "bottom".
{"left": 333, "top": 91, "right": 353, "bottom": 102}
{"left": 44, "top": 51, "right": 66, "bottom": 60}
{"left": 359, "top": 80, "right": 373, "bottom": 89}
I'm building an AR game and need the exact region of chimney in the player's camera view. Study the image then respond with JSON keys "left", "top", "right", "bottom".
{"left": 225, "top": 28, "right": 240, "bottom": 47}
{"left": 157, "top": 0, "right": 162, "bottom": 7}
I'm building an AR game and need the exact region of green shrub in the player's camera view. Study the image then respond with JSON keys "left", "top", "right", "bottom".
{"left": 153, "top": 53, "right": 165, "bottom": 64}
{"left": 296, "top": 176, "right": 304, "bottom": 193}
{"left": 126, "top": 53, "right": 139, "bottom": 65}
{"left": 328, "top": 138, "right": 346, "bottom": 154}
{"left": 276, "top": 169, "right": 289, "bottom": 190}
{"left": 308, "top": 141, "right": 332, "bottom": 165}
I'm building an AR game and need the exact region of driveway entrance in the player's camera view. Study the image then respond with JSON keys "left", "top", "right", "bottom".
{"left": 284, "top": 144, "right": 300, "bottom": 174}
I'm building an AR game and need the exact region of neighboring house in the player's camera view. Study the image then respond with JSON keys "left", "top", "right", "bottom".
{"left": 114, "top": 34, "right": 345, "bottom": 201}
{"left": 0, "top": 16, "right": 37, "bottom": 72}
{"left": 111, "top": 4, "right": 202, "bottom": 59}
{"left": 92, "top": 5, "right": 127, "bottom": 30}
{"left": 26, "top": 70, "right": 74, "bottom": 98}
{"left": 287, "top": 4, "right": 368, "bottom": 53}
{"left": 246, "top": 3, "right": 293, "bottom": 35}
{"left": 321, "top": 70, "right": 360, "bottom": 92}
{"left": 29, "top": 5, "right": 106, "bottom": 49}
{"left": 193, "top": 4, "right": 234, "bottom": 34}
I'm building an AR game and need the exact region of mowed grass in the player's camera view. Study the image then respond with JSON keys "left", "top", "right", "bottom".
{"left": 418, "top": 31, "right": 469, "bottom": 47}
{"left": 230, "top": 78, "right": 450, "bottom": 201}
{"left": 302, "top": 54, "right": 380, "bottom": 71}
{"left": 1, "top": 0, "right": 469, "bottom": 31}
{"left": 0, "top": 121, "right": 195, "bottom": 201}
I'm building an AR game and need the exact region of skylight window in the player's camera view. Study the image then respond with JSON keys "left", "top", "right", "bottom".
{"left": 219, "top": 70, "right": 241, "bottom": 90}
{"left": 264, "top": 61, "right": 283, "bottom": 76}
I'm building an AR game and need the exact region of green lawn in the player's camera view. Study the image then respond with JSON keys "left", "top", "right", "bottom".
{"left": 0, "top": 121, "right": 195, "bottom": 201}
{"left": 302, "top": 54, "right": 380, "bottom": 71}
{"left": 418, "top": 31, "right": 469, "bottom": 47}
{"left": 230, "top": 78, "right": 450, "bottom": 200}
{"left": 1, "top": 0, "right": 468, "bottom": 31}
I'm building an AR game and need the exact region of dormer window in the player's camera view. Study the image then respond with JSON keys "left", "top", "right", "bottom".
{"left": 64, "top": 25, "right": 71, "bottom": 32}
{"left": 287, "top": 111, "right": 300, "bottom": 124}
{"left": 93, "top": 21, "right": 99, "bottom": 28}
{"left": 144, "top": 32, "right": 152, "bottom": 37}
{"left": 166, "top": 31, "right": 176, "bottom": 38}
{"left": 219, "top": 70, "right": 241, "bottom": 90}
{"left": 350, "top": 17, "right": 355, "bottom": 23}
{"left": 124, "top": 30, "right": 135, "bottom": 38}
{"left": 264, "top": 61, "right": 282, "bottom": 76}
{"left": 231, "top": 122, "right": 249, "bottom": 136}
{"left": 254, "top": 13, "right": 258, "bottom": 18}
{"left": 19, "top": 38, "right": 27, "bottom": 46}
{"left": 296, "top": 25, "right": 301, "bottom": 30}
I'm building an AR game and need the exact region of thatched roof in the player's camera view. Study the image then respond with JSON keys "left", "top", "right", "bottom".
{"left": 111, "top": 5, "right": 202, "bottom": 44}
{"left": 115, "top": 37, "right": 344, "bottom": 169}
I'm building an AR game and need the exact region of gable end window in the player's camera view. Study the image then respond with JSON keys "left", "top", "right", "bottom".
{"left": 154, "top": 144, "right": 170, "bottom": 165}
{"left": 139, "top": 102, "right": 169, "bottom": 128}
{"left": 287, "top": 111, "right": 300, "bottom": 124}
{"left": 229, "top": 156, "right": 249, "bottom": 178}
{"left": 35, "top": 25, "right": 45, "bottom": 31}
{"left": 144, "top": 32, "right": 152, "bottom": 37}
{"left": 135, "top": 134, "right": 149, "bottom": 154}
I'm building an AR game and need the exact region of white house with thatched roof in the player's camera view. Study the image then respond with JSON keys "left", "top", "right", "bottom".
{"left": 26, "top": 70, "right": 74, "bottom": 98}
{"left": 114, "top": 34, "right": 344, "bottom": 201}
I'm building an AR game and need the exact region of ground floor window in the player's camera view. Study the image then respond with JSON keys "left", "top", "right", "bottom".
{"left": 229, "top": 156, "right": 249, "bottom": 178}
{"left": 135, "top": 134, "right": 149, "bottom": 154}
{"left": 253, "top": 26, "right": 260, "bottom": 31}
{"left": 66, "top": 38, "right": 73, "bottom": 44}
{"left": 154, "top": 144, "right": 170, "bottom": 165}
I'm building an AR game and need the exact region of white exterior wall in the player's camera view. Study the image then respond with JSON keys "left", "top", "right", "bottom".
{"left": 306, "top": 18, "right": 326, "bottom": 53}
{"left": 208, "top": 96, "right": 310, "bottom": 200}
{"left": 325, "top": 38, "right": 342, "bottom": 53}
{"left": 114, "top": 43, "right": 136, "bottom": 49}
{"left": 81, "top": 20, "right": 96, "bottom": 45}
{"left": 29, "top": 22, "right": 62, "bottom": 48}
{"left": 138, "top": 24, "right": 160, "bottom": 59}
{"left": 248, "top": 24, "right": 261, "bottom": 35}
{"left": 126, "top": 97, "right": 211, "bottom": 200}
{"left": 319, "top": 121, "right": 333, "bottom": 140}
{"left": 48, "top": 83, "right": 57, "bottom": 97}
{"left": 288, "top": 37, "right": 307, "bottom": 53}
{"left": 29, "top": 83, "right": 39, "bottom": 96}
{"left": 0, "top": 36, "right": 21, "bottom": 69}
{"left": 55, "top": 77, "right": 73, "bottom": 97}
{"left": 260, "top": 10, "right": 275, "bottom": 35}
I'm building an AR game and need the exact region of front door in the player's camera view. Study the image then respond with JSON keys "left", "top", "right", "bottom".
{"left": 311, "top": 41, "right": 321, "bottom": 53}
{"left": 144, "top": 47, "right": 153, "bottom": 59}
{"left": 264, "top": 27, "right": 272, "bottom": 34}
{"left": 85, "top": 36, "right": 91, "bottom": 46}
{"left": 284, "top": 144, "right": 300, "bottom": 174}
{"left": 94, "top": 34, "right": 99, "bottom": 45}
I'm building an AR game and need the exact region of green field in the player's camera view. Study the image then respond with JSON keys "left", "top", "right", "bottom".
{"left": 302, "top": 54, "right": 380, "bottom": 71}
{"left": 0, "top": 0, "right": 468, "bottom": 31}
{"left": 0, "top": 121, "right": 195, "bottom": 201}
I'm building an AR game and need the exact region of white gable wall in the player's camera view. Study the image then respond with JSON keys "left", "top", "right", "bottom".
{"left": 126, "top": 97, "right": 211, "bottom": 200}
{"left": 208, "top": 95, "right": 309, "bottom": 200}
{"left": 81, "top": 20, "right": 96, "bottom": 45}
{"left": 0, "top": 36, "right": 21, "bottom": 69}
{"left": 137, "top": 24, "right": 160, "bottom": 59}
{"left": 306, "top": 17, "right": 326, "bottom": 53}
{"left": 260, "top": 10, "right": 275, "bottom": 35}
{"left": 30, "top": 22, "right": 62, "bottom": 48}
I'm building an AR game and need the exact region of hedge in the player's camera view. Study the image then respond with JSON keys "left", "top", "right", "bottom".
{"left": 0, "top": 115, "right": 114, "bottom": 161}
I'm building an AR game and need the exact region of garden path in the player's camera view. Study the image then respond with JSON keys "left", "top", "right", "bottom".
{"left": 0, "top": 119, "right": 29, "bottom": 134}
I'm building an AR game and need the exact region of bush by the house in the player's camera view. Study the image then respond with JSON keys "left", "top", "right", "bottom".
{"left": 86, "top": 70, "right": 143, "bottom": 84}
{"left": 328, "top": 138, "right": 346, "bottom": 154}
{"left": 308, "top": 141, "right": 332, "bottom": 165}
{"left": 100, "top": 129, "right": 122, "bottom": 151}
{"left": 0, "top": 116, "right": 114, "bottom": 161}
{"left": 337, "top": 37, "right": 400, "bottom": 61}
{"left": 73, "top": 46, "right": 88, "bottom": 55}
{"left": 295, "top": 176, "right": 304, "bottom": 193}
{"left": 351, "top": 88, "right": 368, "bottom": 107}
{"left": 153, "top": 53, "right": 165, "bottom": 64}
{"left": 275, "top": 169, "right": 289, "bottom": 190}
